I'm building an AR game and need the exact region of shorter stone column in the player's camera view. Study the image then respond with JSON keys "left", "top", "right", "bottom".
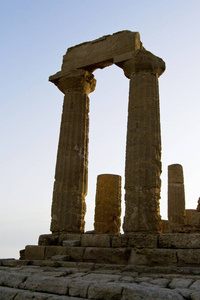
{"left": 197, "top": 197, "right": 200, "bottom": 212}
{"left": 185, "top": 209, "right": 197, "bottom": 224}
{"left": 94, "top": 174, "right": 121, "bottom": 234}
{"left": 168, "top": 164, "right": 186, "bottom": 224}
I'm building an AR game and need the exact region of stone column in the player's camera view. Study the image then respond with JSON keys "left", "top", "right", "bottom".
{"left": 168, "top": 164, "right": 186, "bottom": 224}
{"left": 121, "top": 49, "right": 165, "bottom": 233}
{"left": 50, "top": 70, "right": 96, "bottom": 234}
{"left": 94, "top": 174, "right": 121, "bottom": 234}
{"left": 185, "top": 209, "right": 196, "bottom": 224}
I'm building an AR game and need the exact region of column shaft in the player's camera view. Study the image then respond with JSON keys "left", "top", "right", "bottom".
{"left": 124, "top": 72, "right": 161, "bottom": 232}
{"left": 94, "top": 174, "right": 121, "bottom": 234}
{"left": 50, "top": 71, "right": 96, "bottom": 233}
{"left": 121, "top": 50, "right": 165, "bottom": 233}
{"left": 168, "top": 164, "right": 186, "bottom": 224}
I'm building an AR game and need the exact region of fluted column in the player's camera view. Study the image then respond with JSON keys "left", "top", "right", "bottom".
{"left": 168, "top": 164, "right": 186, "bottom": 224}
{"left": 50, "top": 70, "right": 96, "bottom": 233}
{"left": 121, "top": 49, "right": 165, "bottom": 233}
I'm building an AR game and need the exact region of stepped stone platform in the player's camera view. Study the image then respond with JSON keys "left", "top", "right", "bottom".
{"left": 21, "top": 233, "right": 200, "bottom": 267}
{"left": 1, "top": 258, "right": 200, "bottom": 299}
{"left": 0, "top": 233, "right": 197, "bottom": 299}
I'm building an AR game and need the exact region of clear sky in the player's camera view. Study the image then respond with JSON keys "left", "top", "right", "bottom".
{"left": 1, "top": 0, "right": 200, "bottom": 259}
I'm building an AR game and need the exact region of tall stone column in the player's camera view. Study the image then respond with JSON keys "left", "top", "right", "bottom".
{"left": 168, "top": 164, "right": 186, "bottom": 224}
{"left": 121, "top": 49, "right": 165, "bottom": 233}
{"left": 50, "top": 70, "right": 96, "bottom": 234}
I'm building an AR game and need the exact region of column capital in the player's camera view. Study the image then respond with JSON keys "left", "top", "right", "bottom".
{"left": 121, "top": 49, "right": 165, "bottom": 79}
{"left": 49, "top": 69, "right": 96, "bottom": 95}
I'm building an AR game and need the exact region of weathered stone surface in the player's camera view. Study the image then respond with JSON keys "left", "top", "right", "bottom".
{"left": 65, "top": 247, "right": 85, "bottom": 262}
{"left": 190, "top": 291, "right": 200, "bottom": 300}
{"left": 134, "top": 276, "right": 151, "bottom": 283}
{"left": 122, "top": 49, "right": 165, "bottom": 233}
{"left": 88, "top": 282, "right": 123, "bottom": 299}
{"left": 159, "top": 233, "right": 200, "bottom": 248}
{"left": 169, "top": 278, "right": 194, "bottom": 289}
{"left": 190, "top": 212, "right": 200, "bottom": 228}
{"left": 111, "top": 234, "right": 129, "bottom": 248}
{"left": 161, "top": 220, "right": 170, "bottom": 232}
{"left": 51, "top": 255, "right": 70, "bottom": 261}
{"left": 197, "top": 198, "right": 200, "bottom": 212}
{"left": 19, "top": 249, "right": 25, "bottom": 260}
{"left": 121, "top": 283, "right": 184, "bottom": 300}
{"left": 14, "top": 291, "right": 79, "bottom": 300}
{"left": 63, "top": 240, "right": 80, "bottom": 247}
{"left": 128, "top": 234, "right": 158, "bottom": 248}
{"left": 149, "top": 278, "right": 170, "bottom": 288}
{"left": 9, "top": 288, "right": 80, "bottom": 299}
{"left": 120, "top": 275, "right": 135, "bottom": 283}
{"left": 0, "top": 287, "right": 18, "bottom": 300}
{"left": 129, "top": 249, "right": 178, "bottom": 266}
{"left": 81, "top": 234, "right": 110, "bottom": 247}
{"left": 2, "top": 261, "right": 200, "bottom": 300}
{"left": 185, "top": 209, "right": 197, "bottom": 224}
{"left": 0, "top": 271, "right": 27, "bottom": 288}
{"left": 120, "top": 49, "right": 165, "bottom": 79}
{"left": 25, "top": 246, "right": 45, "bottom": 260}
{"left": 168, "top": 164, "right": 186, "bottom": 225}
{"left": 83, "top": 247, "right": 130, "bottom": 264}
{"left": 94, "top": 174, "right": 121, "bottom": 234}
{"left": 128, "top": 249, "right": 148, "bottom": 265}
{"left": 19, "top": 275, "right": 69, "bottom": 295}
{"left": 178, "top": 249, "right": 200, "bottom": 265}
{"left": 146, "top": 249, "right": 178, "bottom": 265}
{"left": 44, "top": 246, "right": 85, "bottom": 262}
{"left": 61, "top": 233, "right": 81, "bottom": 241}
{"left": 175, "top": 288, "right": 193, "bottom": 299}
{"left": 83, "top": 273, "right": 121, "bottom": 282}
{"left": 45, "top": 246, "right": 66, "bottom": 259}
{"left": 190, "top": 279, "right": 200, "bottom": 290}
{"left": 112, "top": 233, "right": 158, "bottom": 248}
{"left": 38, "top": 234, "right": 59, "bottom": 246}
{"left": 0, "top": 259, "right": 28, "bottom": 267}
{"left": 50, "top": 70, "right": 96, "bottom": 234}
{"left": 49, "top": 31, "right": 141, "bottom": 78}
{"left": 68, "top": 280, "right": 90, "bottom": 298}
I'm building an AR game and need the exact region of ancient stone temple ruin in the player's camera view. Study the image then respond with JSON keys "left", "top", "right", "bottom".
{"left": 17, "top": 30, "right": 200, "bottom": 266}
{"left": 1, "top": 30, "right": 200, "bottom": 300}
{"left": 49, "top": 31, "right": 165, "bottom": 236}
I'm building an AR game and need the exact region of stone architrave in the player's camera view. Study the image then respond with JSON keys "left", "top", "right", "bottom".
{"left": 119, "top": 49, "right": 165, "bottom": 233}
{"left": 168, "top": 164, "right": 186, "bottom": 225}
{"left": 50, "top": 70, "right": 96, "bottom": 233}
{"left": 94, "top": 174, "right": 122, "bottom": 234}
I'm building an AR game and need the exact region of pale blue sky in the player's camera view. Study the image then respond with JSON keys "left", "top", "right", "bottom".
{"left": 1, "top": 0, "right": 200, "bottom": 258}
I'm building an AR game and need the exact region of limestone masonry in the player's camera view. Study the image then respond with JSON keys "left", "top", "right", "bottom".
{"left": 1, "top": 31, "right": 200, "bottom": 300}
{"left": 49, "top": 30, "right": 165, "bottom": 235}
{"left": 168, "top": 164, "right": 186, "bottom": 225}
{"left": 21, "top": 29, "right": 200, "bottom": 265}
{"left": 94, "top": 174, "right": 121, "bottom": 234}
